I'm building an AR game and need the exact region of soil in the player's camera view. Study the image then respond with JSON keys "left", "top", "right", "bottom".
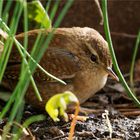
{"left": 27, "top": 72, "right": 140, "bottom": 140}
{"left": 1, "top": 73, "right": 140, "bottom": 140}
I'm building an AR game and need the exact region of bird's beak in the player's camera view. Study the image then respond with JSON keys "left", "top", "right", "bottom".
{"left": 106, "top": 67, "right": 119, "bottom": 81}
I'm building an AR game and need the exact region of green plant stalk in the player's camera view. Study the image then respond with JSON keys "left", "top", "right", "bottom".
{"left": 28, "top": 0, "right": 53, "bottom": 60}
{"left": 0, "top": 18, "right": 65, "bottom": 106}
{"left": 1, "top": 122, "right": 12, "bottom": 140}
{"left": 0, "top": 2, "right": 24, "bottom": 120}
{"left": 0, "top": 1, "right": 33, "bottom": 120}
{"left": 12, "top": 100, "right": 25, "bottom": 134}
{"left": 0, "top": 18, "right": 43, "bottom": 101}
{"left": 6, "top": 0, "right": 74, "bottom": 122}
{"left": 0, "top": 4, "right": 73, "bottom": 138}
{"left": 12, "top": 2, "right": 28, "bottom": 126}
{"left": 14, "top": 38, "right": 66, "bottom": 85}
{"left": 46, "top": 0, "right": 52, "bottom": 12}
{"left": 14, "top": 115, "right": 46, "bottom": 140}
{"left": 14, "top": 39, "right": 43, "bottom": 101}
{"left": 2, "top": 0, "right": 12, "bottom": 24}
{"left": 130, "top": 31, "right": 140, "bottom": 88}
{"left": 0, "top": 84, "right": 18, "bottom": 119}
{"left": 15, "top": 39, "right": 66, "bottom": 84}
{"left": 22, "top": 0, "right": 28, "bottom": 68}
{"left": 0, "top": 2, "right": 23, "bottom": 82}
{"left": 102, "top": 0, "right": 140, "bottom": 106}
{"left": 0, "top": 17, "right": 66, "bottom": 87}
{"left": 0, "top": 0, "right": 3, "bottom": 17}
{"left": 20, "top": 5, "right": 66, "bottom": 83}
{"left": 24, "top": 0, "right": 53, "bottom": 64}
{"left": 21, "top": 0, "right": 41, "bottom": 100}
{"left": 22, "top": 1, "right": 40, "bottom": 97}
{"left": 0, "top": 39, "right": 14, "bottom": 80}
{"left": 9, "top": 78, "right": 29, "bottom": 121}
{"left": 25, "top": 0, "right": 71, "bottom": 83}
{"left": 50, "top": 0, "right": 60, "bottom": 23}
{"left": 0, "top": 1, "right": 72, "bottom": 139}
{"left": 0, "top": 31, "right": 66, "bottom": 109}
{"left": 30, "top": 0, "right": 73, "bottom": 67}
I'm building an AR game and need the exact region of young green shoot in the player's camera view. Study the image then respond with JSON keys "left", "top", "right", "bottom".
{"left": 130, "top": 31, "right": 140, "bottom": 89}
{"left": 102, "top": 0, "right": 140, "bottom": 106}
{"left": 45, "top": 91, "right": 80, "bottom": 140}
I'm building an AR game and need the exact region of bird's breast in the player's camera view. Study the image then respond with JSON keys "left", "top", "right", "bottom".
{"left": 73, "top": 69, "right": 108, "bottom": 103}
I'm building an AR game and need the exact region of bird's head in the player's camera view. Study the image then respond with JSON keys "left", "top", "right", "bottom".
{"left": 81, "top": 27, "right": 119, "bottom": 81}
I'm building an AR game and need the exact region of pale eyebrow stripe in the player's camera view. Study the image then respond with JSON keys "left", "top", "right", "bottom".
{"left": 85, "top": 42, "right": 98, "bottom": 57}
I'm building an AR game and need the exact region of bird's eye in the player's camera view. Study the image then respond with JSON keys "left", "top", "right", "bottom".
{"left": 90, "top": 54, "right": 97, "bottom": 62}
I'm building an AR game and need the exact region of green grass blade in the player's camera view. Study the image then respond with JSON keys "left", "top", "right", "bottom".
{"left": 2, "top": 0, "right": 12, "bottom": 23}
{"left": 12, "top": 100, "right": 25, "bottom": 133}
{"left": 102, "top": 0, "right": 140, "bottom": 106}
{"left": 14, "top": 115, "right": 46, "bottom": 140}
{"left": 0, "top": 1, "right": 23, "bottom": 82}
{"left": 7, "top": 1, "right": 74, "bottom": 122}
{"left": 0, "top": 0, "right": 3, "bottom": 17}
{"left": 130, "top": 31, "right": 140, "bottom": 88}
{"left": 50, "top": 0, "right": 60, "bottom": 22}
{"left": 22, "top": 0, "right": 42, "bottom": 101}
{"left": 46, "top": 0, "right": 52, "bottom": 12}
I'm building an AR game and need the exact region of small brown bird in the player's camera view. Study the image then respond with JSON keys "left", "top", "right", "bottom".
{"left": 3, "top": 27, "right": 118, "bottom": 108}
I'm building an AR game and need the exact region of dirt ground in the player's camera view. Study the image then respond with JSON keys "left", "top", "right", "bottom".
{"left": 1, "top": 75, "right": 140, "bottom": 139}
{"left": 27, "top": 78, "right": 140, "bottom": 140}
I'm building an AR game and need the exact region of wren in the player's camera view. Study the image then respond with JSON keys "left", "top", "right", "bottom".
{"left": 2, "top": 27, "right": 118, "bottom": 108}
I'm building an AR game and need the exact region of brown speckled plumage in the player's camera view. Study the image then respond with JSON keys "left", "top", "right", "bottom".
{"left": 3, "top": 27, "right": 112, "bottom": 108}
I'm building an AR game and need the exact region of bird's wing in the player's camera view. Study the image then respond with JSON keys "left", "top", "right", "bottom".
{"left": 4, "top": 47, "right": 80, "bottom": 84}
{"left": 34, "top": 47, "right": 81, "bottom": 82}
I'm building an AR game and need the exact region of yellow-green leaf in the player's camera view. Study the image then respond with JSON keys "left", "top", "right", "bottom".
{"left": 27, "top": 1, "right": 52, "bottom": 29}
{"left": 45, "top": 91, "right": 78, "bottom": 122}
